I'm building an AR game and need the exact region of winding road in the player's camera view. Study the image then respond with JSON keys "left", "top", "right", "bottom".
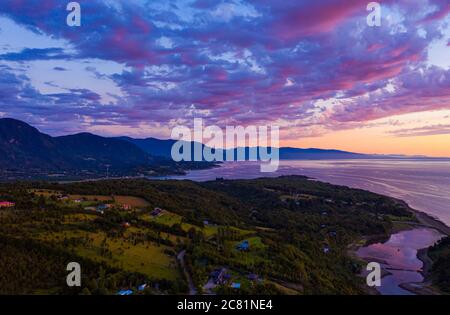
{"left": 177, "top": 250, "right": 197, "bottom": 295}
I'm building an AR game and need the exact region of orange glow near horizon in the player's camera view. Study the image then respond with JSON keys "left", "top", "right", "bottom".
{"left": 83, "top": 109, "right": 450, "bottom": 158}
{"left": 283, "top": 132, "right": 450, "bottom": 157}
{"left": 281, "top": 110, "right": 450, "bottom": 157}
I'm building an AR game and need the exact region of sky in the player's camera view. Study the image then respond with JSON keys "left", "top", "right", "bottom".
{"left": 0, "top": 0, "right": 449, "bottom": 157}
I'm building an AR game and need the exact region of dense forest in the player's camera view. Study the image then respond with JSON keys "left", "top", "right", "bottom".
{"left": 0, "top": 176, "right": 417, "bottom": 295}
{"left": 429, "top": 236, "right": 450, "bottom": 293}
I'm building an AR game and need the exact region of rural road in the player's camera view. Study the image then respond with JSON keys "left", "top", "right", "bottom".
{"left": 177, "top": 250, "right": 197, "bottom": 295}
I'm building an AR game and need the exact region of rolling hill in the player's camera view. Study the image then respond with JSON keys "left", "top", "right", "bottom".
{"left": 120, "top": 136, "right": 368, "bottom": 160}
{"left": 0, "top": 118, "right": 155, "bottom": 175}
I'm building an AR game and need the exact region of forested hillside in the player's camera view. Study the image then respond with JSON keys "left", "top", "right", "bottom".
{"left": 0, "top": 176, "right": 415, "bottom": 294}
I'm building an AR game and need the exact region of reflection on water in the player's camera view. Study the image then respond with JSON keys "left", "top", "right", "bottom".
{"left": 356, "top": 228, "right": 444, "bottom": 295}
{"left": 165, "top": 159, "right": 450, "bottom": 227}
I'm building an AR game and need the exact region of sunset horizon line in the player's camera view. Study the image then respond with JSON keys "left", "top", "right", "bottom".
{"left": 2, "top": 116, "right": 449, "bottom": 159}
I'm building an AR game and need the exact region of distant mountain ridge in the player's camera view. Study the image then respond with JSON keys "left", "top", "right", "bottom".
{"left": 118, "top": 136, "right": 208, "bottom": 159}
{"left": 0, "top": 118, "right": 64, "bottom": 170}
{"left": 118, "top": 136, "right": 177, "bottom": 158}
{"left": 119, "top": 137, "right": 377, "bottom": 160}
{"left": 55, "top": 133, "right": 152, "bottom": 168}
{"left": 120, "top": 137, "right": 450, "bottom": 161}
{"left": 1, "top": 118, "right": 446, "bottom": 180}
{"left": 0, "top": 118, "right": 154, "bottom": 174}
{"left": 278, "top": 147, "right": 366, "bottom": 160}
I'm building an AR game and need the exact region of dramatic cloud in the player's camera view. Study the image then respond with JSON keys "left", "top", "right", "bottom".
{"left": 0, "top": 0, "right": 449, "bottom": 140}
{"left": 0, "top": 47, "right": 71, "bottom": 61}
{"left": 389, "top": 124, "right": 450, "bottom": 137}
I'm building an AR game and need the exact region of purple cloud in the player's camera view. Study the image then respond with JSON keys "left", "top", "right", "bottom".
{"left": 0, "top": 0, "right": 448, "bottom": 138}
{"left": 389, "top": 124, "right": 450, "bottom": 137}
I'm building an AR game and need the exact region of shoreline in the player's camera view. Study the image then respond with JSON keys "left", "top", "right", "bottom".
{"left": 305, "top": 170, "right": 450, "bottom": 294}
{"left": 396, "top": 248, "right": 441, "bottom": 295}
{"left": 409, "top": 209, "right": 450, "bottom": 235}
{"left": 396, "top": 208, "right": 448, "bottom": 295}
{"left": 352, "top": 205, "right": 449, "bottom": 295}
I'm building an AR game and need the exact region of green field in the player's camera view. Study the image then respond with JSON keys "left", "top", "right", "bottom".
{"left": 145, "top": 210, "right": 253, "bottom": 238}
{"left": 36, "top": 229, "right": 179, "bottom": 281}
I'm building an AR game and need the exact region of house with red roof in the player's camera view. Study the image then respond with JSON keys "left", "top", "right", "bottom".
{"left": 0, "top": 201, "right": 15, "bottom": 208}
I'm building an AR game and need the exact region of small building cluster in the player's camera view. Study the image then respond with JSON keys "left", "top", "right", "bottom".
{"left": 204, "top": 266, "right": 262, "bottom": 293}
{"left": 122, "top": 222, "right": 131, "bottom": 228}
{"left": 236, "top": 240, "right": 250, "bottom": 251}
{"left": 230, "top": 282, "right": 241, "bottom": 289}
{"left": 97, "top": 204, "right": 112, "bottom": 211}
{"left": 122, "top": 204, "right": 132, "bottom": 211}
{"left": 57, "top": 195, "right": 69, "bottom": 201}
{"left": 150, "top": 207, "right": 164, "bottom": 217}
{"left": 210, "top": 268, "right": 231, "bottom": 285}
{"left": 83, "top": 203, "right": 138, "bottom": 214}
{"left": 247, "top": 273, "right": 259, "bottom": 281}
{"left": 84, "top": 203, "right": 113, "bottom": 214}
{"left": 117, "top": 283, "right": 147, "bottom": 295}
{"left": 0, "top": 201, "right": 15, "bottom": 208}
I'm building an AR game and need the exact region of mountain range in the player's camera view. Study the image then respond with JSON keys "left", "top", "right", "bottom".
{"left": 119, "top": 137, "right": 371, "bottom": 160}
{"left": 0, "top": 118, "right": 208, "bottom": 179}
{"left": 0, "top": 118, "right": 444, "bottom": 180}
